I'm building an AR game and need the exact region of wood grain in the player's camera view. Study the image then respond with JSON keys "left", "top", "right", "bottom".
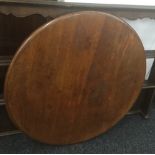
{"left": 4, "top": 11, "right": 146, "bottom": 144}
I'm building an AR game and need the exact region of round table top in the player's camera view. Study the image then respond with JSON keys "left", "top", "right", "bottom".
{"left": 5, "top": 11, "right": 146, "bottom": 144}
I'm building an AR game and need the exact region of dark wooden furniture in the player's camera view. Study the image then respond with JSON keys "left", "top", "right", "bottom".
{"left": 5, "top": 11, "right": 145, "bottom": 144}
{"left": 0, "top": 0, "right": 155, "bottom": 137}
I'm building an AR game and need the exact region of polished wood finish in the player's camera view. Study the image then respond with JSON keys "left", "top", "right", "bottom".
{"left": 5, "top": 11, "right": 146, "bottom": 144}
{"left": 0, "top": 0, "right": 153, "bottom": 137}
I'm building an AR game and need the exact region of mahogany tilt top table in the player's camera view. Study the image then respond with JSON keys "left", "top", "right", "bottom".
{"left": 4, "top": 11, "right": 145, "bottom": 144}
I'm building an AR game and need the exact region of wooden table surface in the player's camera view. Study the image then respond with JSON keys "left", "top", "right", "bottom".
{"left": 4, "top": 11, "right": 146, "bottom": 144}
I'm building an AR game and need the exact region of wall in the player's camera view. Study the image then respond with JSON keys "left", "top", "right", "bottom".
{"left": 124, "top": 18, "right": 155, "bottom": 80}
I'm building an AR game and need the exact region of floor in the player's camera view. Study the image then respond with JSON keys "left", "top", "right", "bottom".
{"left": 0, "top": 109, "right": 155, "bottom": 153}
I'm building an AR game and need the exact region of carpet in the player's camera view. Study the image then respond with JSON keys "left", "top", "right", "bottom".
{"left": 0, "top": 109, "right": 155, "bottom": 153}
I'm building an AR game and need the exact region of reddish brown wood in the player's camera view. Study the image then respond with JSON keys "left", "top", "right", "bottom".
{"left": 4, "top": 11, "right": 146, "bottom": 144}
